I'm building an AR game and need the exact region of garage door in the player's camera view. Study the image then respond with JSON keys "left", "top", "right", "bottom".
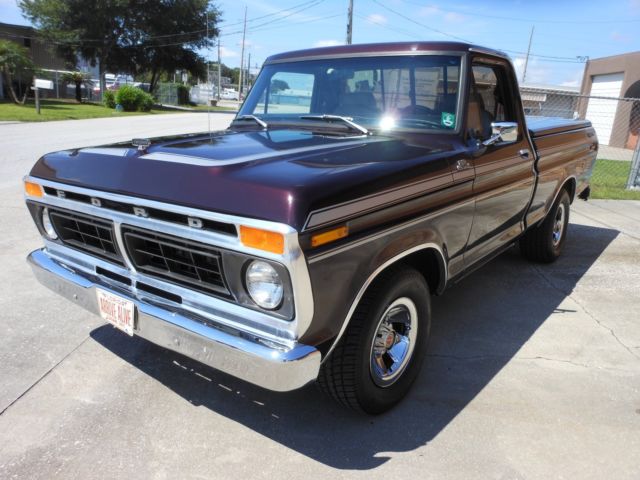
{"left": 585, "top": 73, "right": 624, "bottom": 145}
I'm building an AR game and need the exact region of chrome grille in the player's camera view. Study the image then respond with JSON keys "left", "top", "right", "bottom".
{"left": 48, "top": 209, "right": 123, "bottom": 265}
{"left": 122, "top": 226, "right": 229, "bottom": 296}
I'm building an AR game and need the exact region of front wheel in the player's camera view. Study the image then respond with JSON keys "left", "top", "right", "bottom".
{"left": 317, "top": 266, "right": 431, "bottom": 414}
{"left": 520, "top": 189, "right": 570, "bottom": 263}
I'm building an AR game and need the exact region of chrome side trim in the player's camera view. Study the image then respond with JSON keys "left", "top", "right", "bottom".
{"left": 28, "top": 249, "right": 320, "bottom": 391}
{"left": 321, "top": 243, "right": 447, "bottom": 364}
{"left": 25, "top": 177, "right": 315, "bottom": 341}
{"left": 304, "top": 172, "right": 453, "bottom": 230}
{"left": 307, "top": 197, "right": 474, "bottom": 264}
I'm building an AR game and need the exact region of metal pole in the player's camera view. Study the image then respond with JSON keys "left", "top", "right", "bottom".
{"left": 247, "top": 52, "right": 251, "bottom": 91}
{"left": 35, "top": 87, "right": 40, "bottom": 114}
{"left": 217, "top": 40, "right": 222, "bottom": 101}
{"left": 522, "top": 25, "right": 534, "bottom": 84}
{"left": 626, "top": 131, "right": 640, "bottom": 190}
{"left": 206, "top": 11, "right": 211, "bottom": 104}
{"left": 346, "top": 0, "right": 353, "bottom": 45}
{"left": 239, "top": 5, "right": 247, "bottom": 99}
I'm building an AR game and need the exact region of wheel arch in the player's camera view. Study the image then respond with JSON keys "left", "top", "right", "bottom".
{"left": 321, "top": 243, "right": 447, "bottom": 363}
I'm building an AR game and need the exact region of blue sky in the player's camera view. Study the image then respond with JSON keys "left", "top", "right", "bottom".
{"left": 2, "top": 0, "right": 640, "bottom": 86}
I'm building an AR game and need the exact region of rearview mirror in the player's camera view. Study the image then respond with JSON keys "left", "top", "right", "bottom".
{"left": 482, "top": 121, "right": 518, "bottom": 146}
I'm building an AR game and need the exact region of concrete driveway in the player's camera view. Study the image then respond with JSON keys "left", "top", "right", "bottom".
{"left": 0, "top": 115, "right": 639, "bottom": 479}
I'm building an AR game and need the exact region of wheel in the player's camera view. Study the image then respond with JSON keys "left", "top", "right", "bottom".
{"left": 317, "top": 266, "right": 431, "bottom": 414}
{"left": 520, "top": 189, "right": 570, "bottom": 263}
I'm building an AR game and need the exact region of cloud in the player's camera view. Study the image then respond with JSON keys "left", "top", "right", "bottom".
{"left": 418, "top": 5, "right": 440, "bottom": 17}
{"left": 512, "top": 56, "right": 552, "bottom": 85}
{"left": 366, "top": 13, "right": 387, "bottom": 25}
{"left": 444, "top": 12, "right": 466, "bottom": 22}
{"left": 313, "top": 39, "right": 342, "bottom": 47}
{"left": 610, "top": 31, "right": 631, "bottom": 43}
{"left": 219, "top": 46, "right": 238, "bottom": 58}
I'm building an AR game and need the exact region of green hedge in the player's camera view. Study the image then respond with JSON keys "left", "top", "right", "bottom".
{"left": 114, "top": 85, "right": 155, "bottom": 112}
{"left": 103, "top": 90, "right": 115, "bottom": 109}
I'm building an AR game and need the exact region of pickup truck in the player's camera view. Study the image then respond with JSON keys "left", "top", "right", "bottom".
{"left": 24, "top": 42, "right": 597, "bottom": 414}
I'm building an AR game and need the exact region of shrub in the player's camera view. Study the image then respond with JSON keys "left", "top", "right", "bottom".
{"left": 115, "top": 85, "right": 155, "bottom": 112}
{"left": 177, "top": 84, "right": 190, "bottom": 105}
{"left": 103, "top": 89, "right": 115, "bottom": 109}
{"left": 139, "top": 91, "right": 155, "bottom": 112}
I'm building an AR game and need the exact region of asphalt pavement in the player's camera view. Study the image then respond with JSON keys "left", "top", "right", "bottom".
{"left": 0, "top": 114, "right": 639, "bottom": 479}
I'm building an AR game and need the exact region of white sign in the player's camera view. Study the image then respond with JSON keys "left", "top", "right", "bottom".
{"left": 34, "top": 79, "right": 54, "bottom": 90}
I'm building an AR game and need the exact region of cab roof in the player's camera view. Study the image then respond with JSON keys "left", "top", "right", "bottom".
{"left": 264, "top": 41, "right": 509, "bottom": 64}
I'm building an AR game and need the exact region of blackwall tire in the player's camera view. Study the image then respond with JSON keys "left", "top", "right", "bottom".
{"left": 317, "top": 266, "right": 431, "bottom": 414}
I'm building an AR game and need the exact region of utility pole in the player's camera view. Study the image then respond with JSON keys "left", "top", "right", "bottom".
{"left": 217, "top": 40, "right": 221, "bottom": 100}
{"left": 247, "top": 52, "right": 251, "bottom": 91}
{"left": 522, "top": 25, "right": 534, "bottom": 84}
{"left": 346, "top": 0, "right": 353, "bottom": 45}
{"left": 239, "top": 5, "right": 247, "bottom": 99}
{"left": 206, "top": 11, "right": 211, "bottom": 99}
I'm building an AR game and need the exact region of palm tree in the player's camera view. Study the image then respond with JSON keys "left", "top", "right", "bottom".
{"left": 0, "top": 40, "right": 35, "bottom": 105}
{"left": 62, "top": 71, "right": 93, "bottom": 103}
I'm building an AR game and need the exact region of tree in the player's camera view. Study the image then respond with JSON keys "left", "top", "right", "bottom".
{"left": 270, "top": 79, "right": 290, "bottom": 94}
{"left": 20, "top": 0, "right": 220, "bottom": 96}
{"left": 61, "top": 71, "right": 92, "bottom": 102}
{"left": 0, "top": 39, "right": 35, "bottom": 104}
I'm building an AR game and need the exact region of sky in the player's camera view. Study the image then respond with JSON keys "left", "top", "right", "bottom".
{"left": 2, "top": 0, "right": 640, "bottom": 87}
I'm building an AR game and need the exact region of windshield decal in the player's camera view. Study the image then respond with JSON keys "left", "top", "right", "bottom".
{"left": 441, "top": 112, "right": 456, "bottom": 129}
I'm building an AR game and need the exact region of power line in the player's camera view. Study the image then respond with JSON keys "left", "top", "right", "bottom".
{"left": 399, "top": 0, "right": 640, "bottom": 24}
{"left": 218, "top": 0, "right": 322, "bottom": 28}
{"left": 370, "top": 0, "right": 587, "bottom": 63}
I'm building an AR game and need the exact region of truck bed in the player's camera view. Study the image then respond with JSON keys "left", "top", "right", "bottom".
{"left": 526, "top": 116, "right": 592, "bottom": 138}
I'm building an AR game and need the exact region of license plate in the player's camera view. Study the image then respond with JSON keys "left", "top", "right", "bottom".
{"left": 96, "top": 289, "right": 135, "bottom": 336}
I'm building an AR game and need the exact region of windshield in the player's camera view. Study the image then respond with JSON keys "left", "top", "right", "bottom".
{"left": 239, "top": 55, "right": 462, "bottom": 132}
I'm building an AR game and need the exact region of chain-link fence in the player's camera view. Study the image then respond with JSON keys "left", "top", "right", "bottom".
{"left": 522, "top": 86, "right": 640, "bottom": 200}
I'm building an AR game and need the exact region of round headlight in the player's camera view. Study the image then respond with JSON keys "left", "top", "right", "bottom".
{"left": 41, "top": 208, "right": 58, "bottom": 240}
{"left": 245, "top": 260, "right": 283, "bottom": 310}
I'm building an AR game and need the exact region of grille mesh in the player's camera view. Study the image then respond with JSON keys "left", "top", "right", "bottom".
{"left": 48, "top": 210, "right": 123, "bottom": 265}
{"left": 122, "top": 226, "right": 229, "bottom": 296}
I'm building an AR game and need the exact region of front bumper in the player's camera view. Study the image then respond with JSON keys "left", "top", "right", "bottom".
{"left": 28, "top": 249, "right": 320, "bottom": 391}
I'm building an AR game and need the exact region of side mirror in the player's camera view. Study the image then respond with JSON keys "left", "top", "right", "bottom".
{"left": 482, "top": 121, "right": 518, "bottom": 146}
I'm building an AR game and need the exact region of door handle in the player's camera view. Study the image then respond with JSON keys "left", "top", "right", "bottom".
{"left": 518, "top": 149, "right": 530, "bottom": 159}
{"left": 455, "top": 159, "right": 472, "bottom": 171}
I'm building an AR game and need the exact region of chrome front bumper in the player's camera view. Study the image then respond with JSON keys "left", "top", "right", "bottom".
{"left": 28, "top": 249, "right": 320, "bottom": 391}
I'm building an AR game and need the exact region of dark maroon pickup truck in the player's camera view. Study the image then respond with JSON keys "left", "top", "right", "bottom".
{"left": 24, "top": 42, "right": 597, "bottom": 413}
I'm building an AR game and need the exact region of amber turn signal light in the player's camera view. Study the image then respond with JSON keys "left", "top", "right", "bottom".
{"left": 240, "top": 226, "right": 285, "bottom": 254}
{"left": 24, "top": 181, "right": 44, "bottom": 198}
{"left": 311, "top": 225, "right": 349, "bottom": 248}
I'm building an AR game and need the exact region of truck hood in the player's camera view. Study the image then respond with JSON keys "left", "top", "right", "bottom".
{"left": 30, "top": 128, "right": 458, "bottom": 230}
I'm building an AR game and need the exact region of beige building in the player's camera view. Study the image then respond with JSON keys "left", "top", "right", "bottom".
{"left": 579, "top": 51, "right": 640, "bottom": 149}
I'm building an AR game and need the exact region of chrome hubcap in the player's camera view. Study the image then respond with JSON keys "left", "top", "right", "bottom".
{"left": 552, "top": 203, "right": 565, "bottom": 247}
{"left": 370, "top": 297, "right": 418, "bottom": 387}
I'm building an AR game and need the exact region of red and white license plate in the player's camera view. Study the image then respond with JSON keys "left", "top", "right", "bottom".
{"left": 96, "top": 289, "right": 135, "bottom": 336}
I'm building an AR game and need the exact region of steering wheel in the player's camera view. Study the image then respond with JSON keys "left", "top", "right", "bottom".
{"left": 400, "top": 104, "right": 436, "bottom": 116}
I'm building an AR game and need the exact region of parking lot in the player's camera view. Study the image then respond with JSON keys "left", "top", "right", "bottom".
{"left": 0, "top": 114, "right": 639, "bottom": 479}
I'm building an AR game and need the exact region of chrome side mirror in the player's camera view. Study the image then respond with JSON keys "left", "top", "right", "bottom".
{"left": 482, "top": 121, "right": 518, "bottom": 146}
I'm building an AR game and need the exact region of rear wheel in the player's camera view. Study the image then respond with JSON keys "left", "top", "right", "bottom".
{"left": 317, "top": 266, "right": 431, "bottom": 414}
{"left": 520, "top": 189, "right": 570, "bottom": 263}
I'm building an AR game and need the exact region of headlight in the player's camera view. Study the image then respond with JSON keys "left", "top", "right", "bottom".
{"left": 41, "top": 208, "right": 58, "bottom": 240}
{"left": 245, "top": 260, "right": 283, "bottom": 310}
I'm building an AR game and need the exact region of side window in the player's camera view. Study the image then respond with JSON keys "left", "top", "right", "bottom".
{"left": 467, "top": 62, "right": 518, "bottom": 141}
{"left": 255, "top": 71, "right": 315, "bottom": 114}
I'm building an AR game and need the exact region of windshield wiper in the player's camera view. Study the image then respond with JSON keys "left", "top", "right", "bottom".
{"left": 299, "top": 114, "right": 369, "bottom": 135}
{"left": 232, "top": 114, "right": 268, "bottom": 130}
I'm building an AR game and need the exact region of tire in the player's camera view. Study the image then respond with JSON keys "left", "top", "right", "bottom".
{"left": 317, "top": 266, "right": 431, "bottom": 414}
{"left": 520, "top": 189, "right": 570, "bottom": 263}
